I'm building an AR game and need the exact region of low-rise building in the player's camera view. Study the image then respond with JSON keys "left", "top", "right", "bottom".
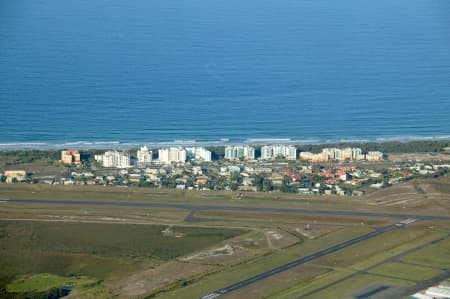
{"left": 366, "top": 151, "right": 384, "bottom": 161}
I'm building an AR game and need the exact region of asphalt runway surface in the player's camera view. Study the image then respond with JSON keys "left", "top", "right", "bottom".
{"left": 2, "top": 197, "right": 448, "bottom": 298}
{"left": 3, "top": 198, "right": 450, "bottom": 222}
{"left": 199, "top": 225, "right": 400, "bottom": 299}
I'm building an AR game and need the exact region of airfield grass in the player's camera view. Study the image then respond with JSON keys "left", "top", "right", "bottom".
{"left": 402, "top": 238, "right": 450, "bottom": 268}
{"left": 349, "top": 231, "right": 447, "bottom": 271}
{"left": 271, "top": 231, "right": 449, "bottom": 299}
{"left": 5, "top": 273, "right": 96, "bottom": 292}
{"left": 197, "top": 210, "right": 391, "bottom": 227}
{"left": 316, "top": 228, "right": 439, "bottom": 269}
{"left": 0, "top": 220, "right": 244, "bottom": 289}
{"left": 154, "top": 227, "right": 371, "bottom": 299}
{"left": 269, "top": 268, "right": 355, "bottom": 299}
{"left": 1, "top": 183, "right": 441, "bottom": 216}
{"left": 222, "top": 265, "right": 330, "bottom": 299}
{"left": 368, "top": 262, "right": 443, "bottom": 281}
{"left": 302, "top": 273, "right": 415, "bottom": 299}
{"left": 0, "top": 203, "right": 190, "bottom": 224}
{"left": 4, "top": 273, "right": 114, "bottom": 299}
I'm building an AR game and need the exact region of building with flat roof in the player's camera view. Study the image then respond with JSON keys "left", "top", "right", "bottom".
{"left": 261, "top": 145, "right": 296, "bottom": 160}
{"left": 186, "top": 147, "right": 212, "bottom": 162}
{"left": 94, "top": 151, "right": 130, "bottom": 168}
{"left": 137, "top": 146, "right": 152, "bottom": 164}
{"left": 61, "top": 150, "right": 81, "bottom": 165}
{"left": 158, "top": 147, "right": 187, "bottom": 164}
{"left": 366, "top": 151, "right": 384, "bottom": 161}
{"left": 300, "top": 147, "right": 373, "bottom": 162}
{"left": 224, "top": 145, "right": 255, "bottom": 160}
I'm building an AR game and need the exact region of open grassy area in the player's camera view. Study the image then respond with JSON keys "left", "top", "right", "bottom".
{"left": 154, "top": 227, "right": 371, "bottom": 299}
{"left": 369, "top": 262, "right": 443, "bottom": 281}
{"left": 2, "top": 182, "right": 447, "bottom": 217}
{"left": 0, "top": 220, "right": 244, "bottom": 289}
{"left": 2, "top": 273, "right": 114, "bottom": 299}
{"left": 302, "top": 273, "right": 415, "bottom": 299}
{"left": 316, "top": 228, "right": 438, "bottom": 268}
{"left": 270, "top": 231, "right": 449, "bottom": 299}
{"left": 402, "top": 238, "right": 450, "bottom": 268}
{"left": 197, "top": 210, "right": 392, "bottom": 227}
{"left": 269, "top": 268, "right": 355, "bottom": 299}
{"left": 0, "top": 183, "right": 448, "bottom": 298}
{"left": 5, "top": 273, "right": 94, "bottom": 292}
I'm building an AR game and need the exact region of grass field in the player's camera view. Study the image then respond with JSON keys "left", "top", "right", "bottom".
{"left": 302, "top": 273, "right": 415, "bottom": 299}
{"left": 0, "top": 220, "right": 244, "bottom": 297}
{"left": 368, "top": 262, "right": 443, "bottom": 281}
{"left": 402, "top": 238, "right": 450, "bottom": 268}
{"left": 316, "top": 228, "right": 437, "bottom": 268}
{"left": 0, "top": 183, "right": 448, "bottom": 299}
{"left": 154, "top": 227, "right": 371, "bottom": 299}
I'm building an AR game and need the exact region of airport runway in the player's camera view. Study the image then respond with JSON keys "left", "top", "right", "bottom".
{"left": 2, "top": 198, "right": 450, "bottom": 221}
{"left": 199, "top": 224, "right": 401, "bottom": 299}
{"left": 2, "top": 198, "right": 446, "bottom": 298}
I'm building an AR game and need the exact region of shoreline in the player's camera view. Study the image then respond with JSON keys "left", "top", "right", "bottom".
{"left": 0, "top": 135, "right": 449, "bottom": 151}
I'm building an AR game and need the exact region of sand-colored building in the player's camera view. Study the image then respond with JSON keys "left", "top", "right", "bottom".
{"left": 61, "top": 150, "right": 81, "bottom": 165}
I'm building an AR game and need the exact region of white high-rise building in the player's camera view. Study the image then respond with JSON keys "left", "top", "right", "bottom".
{"left": 261, "top": 146, "right": 273, "bottom": 160}
{"left": 137, "top": 146, "right": 152, "bottom": 164}
{"left": 224, "top": 145, "right": 255, "bottom": 160}
{"left": 261, "top": 145, "right": 296, "bottom": 160}
{"left": 94, "top": 151, "right": 131, "bottom": 168}
{"left": 158, "top": 147, "right": 187, "bottom": 164}
{"left": 186, "top": 147, "right": 212, "bottom": 162}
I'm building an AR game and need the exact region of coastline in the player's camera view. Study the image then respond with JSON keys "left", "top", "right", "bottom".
{"left": 0, "top": 135, "right": 450, "bottom": 151}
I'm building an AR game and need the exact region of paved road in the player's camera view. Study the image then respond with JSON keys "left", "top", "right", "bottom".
{"left": 199, "top": 224, "right": 401, "bottom": 299}
{"left": 297, "top": 233, "right": 450, "bottom": 298}
{"left": 3, "top": 198, "right": 450, "bottom": 221}
{"left": 3, "top": 197, "right": 447, "bottom": 298}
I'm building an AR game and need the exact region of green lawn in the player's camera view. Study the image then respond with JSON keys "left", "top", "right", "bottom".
{"left": 155, "top": 227, "right": 372, "bottom": 299}
{"left": 369, "top": 262, "right": 443, "bottom": 281}
{"left": 302, "top": 273, "right": 414, "bottom": 299}
{"left": 0, "top": 220, "right": 244, "bottom": 287}
{"left": 402, "top": 239, "right": 450, "bottom": 268}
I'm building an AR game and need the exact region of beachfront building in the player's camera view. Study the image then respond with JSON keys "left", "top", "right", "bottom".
{"left": 300, "top": 147, "right": 381, "bottom": 162}
{"left": 3, "top": 170, "right": 27, "bottom": 183}
{"left": 61, "top": 150, "right": 81, "bottom": 165}
{"left": 366, "top": 151, "right": 383, "bottom": 161}
{"left": 158, "top": 147, "right": 187, "bottom": 164}
{"left": 186, "top": 147, "right": 212, "bottom": 162}
{"left": 224, "top": 145, "right": 255, "bottom": 160}
{"left": 299, "top": 151, "right": 329, "bottom": 162}
{"left": 94, "top": 151, "right": 131, "bottom": 168}
{"left": 137, "top": 146, "right": 152, "bottom": 164}
{"left": 317, "top": 147, "right": 363, "bottom": 161}
{"left": 261, "top": 145, "right": 296, "bottom": 160}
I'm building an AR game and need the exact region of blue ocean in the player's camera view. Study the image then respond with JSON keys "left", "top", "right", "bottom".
{"left": 1, "top": 0, "right": 450, "bottom": 149}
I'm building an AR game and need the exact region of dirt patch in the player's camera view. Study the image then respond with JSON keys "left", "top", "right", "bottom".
{"left": 180, "top": 244, "right": 234, "bottom": 261}
{"left": 161, "top": 225, "right": 184, "bottom": 238}
{"left": 112, "top": 261, "right": 215, "bottom": 298}
{"left": 264, "top": 228, "right": 300, "bottom": 249}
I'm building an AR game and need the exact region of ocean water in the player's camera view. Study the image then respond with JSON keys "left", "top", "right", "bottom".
{"left": 1, "top": 0, "right": 450, "bottom": 149}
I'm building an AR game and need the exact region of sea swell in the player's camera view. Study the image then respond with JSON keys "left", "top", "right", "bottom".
{"left": 0, "top": 135, "right": 449, "bottom": 150}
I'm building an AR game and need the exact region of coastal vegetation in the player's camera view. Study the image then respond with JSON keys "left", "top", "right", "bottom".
{"left": 0, "top": 220, "right": 244, "bottom": 297}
